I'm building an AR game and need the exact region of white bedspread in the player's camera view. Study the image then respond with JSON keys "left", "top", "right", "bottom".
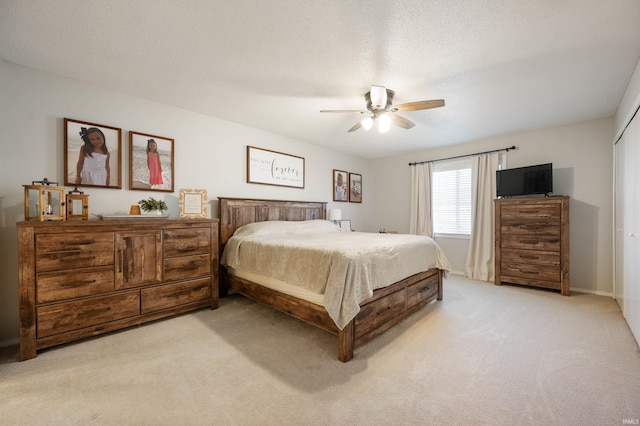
{"left": 220, "top": 220, "right": 450, "bottom": 329}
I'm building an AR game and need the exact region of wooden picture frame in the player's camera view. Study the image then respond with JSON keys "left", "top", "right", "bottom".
{"left": 64, "top": 118, "right": 122, "bottom": 189}
{"left": 129, "top": 131, "right": 174, "bottom": 192}
{"left": 247, "top": 146, "right": 305, "bottom": 188}
{"left": 349, "top": 172, "right": 362, "bottom": 203}
{"left": 179, "top": 189, "right": 207, "bottom": 218}
{"left": 333, "top": 169, "right": 348, "bottom": 202}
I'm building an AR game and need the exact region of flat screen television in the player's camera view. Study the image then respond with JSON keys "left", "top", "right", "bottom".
{"left": 496, "top": 163, "right": 552, "bottom": 197}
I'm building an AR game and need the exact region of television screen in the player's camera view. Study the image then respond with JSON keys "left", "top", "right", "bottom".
{"left": 496, "top": 163, "right": 552, "bottom": 197}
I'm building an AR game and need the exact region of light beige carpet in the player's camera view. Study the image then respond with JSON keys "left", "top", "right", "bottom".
{"left": 1, "top": 275, "right": 639, "bottom": 425}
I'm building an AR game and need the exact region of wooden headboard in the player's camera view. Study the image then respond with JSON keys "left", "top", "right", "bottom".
{"left": 218, "top": 197, "right": 327, "bottom": 248}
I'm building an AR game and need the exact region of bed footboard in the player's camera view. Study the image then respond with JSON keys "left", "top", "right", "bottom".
{"left": 225, "top": 267, "right": 443, "bottom": 362}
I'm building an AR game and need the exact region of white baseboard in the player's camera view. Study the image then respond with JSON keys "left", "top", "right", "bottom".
{"left": 570, "top": 287, "right": 614, "bottom": 298}
{"left": 448, "top": 273, "right": 614, "bottom": 298}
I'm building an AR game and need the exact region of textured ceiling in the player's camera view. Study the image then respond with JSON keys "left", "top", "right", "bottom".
{"left": 1, "top": 0, "right": 640, "bottom": 159}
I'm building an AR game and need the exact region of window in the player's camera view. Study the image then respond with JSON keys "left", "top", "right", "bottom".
{"left": 432, "top": 158, "right": 472, "bottom": 235}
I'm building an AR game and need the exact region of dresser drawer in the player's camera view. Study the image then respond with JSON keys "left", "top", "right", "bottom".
{"left": 37, "top": 292, "right": 140, "bottom": 338}
{"left": 164, "top": 254, "right": 211, "bottom": 281}
{"left": 36, "top": 266, "right": 115, "bottom": 303}
{"left": 163, "top": 228, "right": 211, "bottom": 258}
{"left": 407, "top": 274, "right": 439, "bottom": 308}
{"left": 36, "top": 232, "right": 114, "bottom": 272}
{"left": 501, "top": 262, "right": 560, "bottom": 282}
{"left": 141, "top": 278, "right": 211, "bottom": 313}
{"left": 500, "top": 203, "right": 560, "bottom": 220}
{"left": 501, "top": 249, "right": 559, "bottom": 266}
{"left": 355, "top": 289, "right": 405, "bottom": 338}
{"left": 500, "top": 222, "right": 559, "bottom": 236}
{"left": 501, "top": 234, "right": 561, "bottom": 251}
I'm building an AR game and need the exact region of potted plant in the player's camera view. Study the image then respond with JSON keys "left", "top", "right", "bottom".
{"left": 138, "top": 197, "right": 168, "bottom": 215}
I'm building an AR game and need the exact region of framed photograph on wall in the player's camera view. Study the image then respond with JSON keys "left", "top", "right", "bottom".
{"left": 333, "top": 169, "right": 349, "bottom": 202}
{"left": 179, "top": 189, "right": 207, "bottom": 218}
{"left": 64, "top": 118, "right": 122, "bottom": 189}
{"left": 129, "top": 131, "right": 174, "bottom": 192}
{"left": 349, "top": 172, "right": 362, "bottom": 203}
{"left": 246, "top": 146, "right": 305, "bottom": 188}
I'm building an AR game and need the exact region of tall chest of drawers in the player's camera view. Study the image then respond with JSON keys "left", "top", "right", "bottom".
{"left": 494, "top": 196, "right": 569, "bottom": 295}
{"left": 18, "top": 219, "right": 219, "bottom": 360}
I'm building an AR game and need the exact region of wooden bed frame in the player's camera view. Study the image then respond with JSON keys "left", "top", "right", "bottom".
{"left": 218, "top": 197, "right": 443, "bottom": 362}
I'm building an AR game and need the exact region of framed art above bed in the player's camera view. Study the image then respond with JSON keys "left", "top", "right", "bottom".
{"left": 349, "top": 173, "right": 362, "bottom": 203}
{"left": 247, "top": 146, "right": 305, "bottom": 188}
{"left": 333, "top": 169, "right": 348, "bottom": 202}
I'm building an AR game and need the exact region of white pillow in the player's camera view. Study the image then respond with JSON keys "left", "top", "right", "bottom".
{"left": 232, "top": 220, "right": 339, "bottom": 238}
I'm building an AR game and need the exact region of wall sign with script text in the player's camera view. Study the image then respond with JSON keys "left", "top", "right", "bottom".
{"left": 246, "top": 146, "right": 305, "bottom": 188}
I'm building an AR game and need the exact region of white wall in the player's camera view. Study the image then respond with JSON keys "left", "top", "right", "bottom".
{"left": 615, "top": 58, "right": 640, "bottom": 139}
{"left": 0, "top": 60, "right": 370, "bottom": 344}
{"left": 370, "top": 118, "right": 615, "bottom": 295}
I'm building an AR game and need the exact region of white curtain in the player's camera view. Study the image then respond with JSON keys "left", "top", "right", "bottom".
{"left": 409, "top": 163, "right": 433, "bottom": 236}
{"left": 465, "top": 152, "right": 500, "bottom": 281}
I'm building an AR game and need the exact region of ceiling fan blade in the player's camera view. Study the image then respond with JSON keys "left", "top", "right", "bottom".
{"left": 347, "top": 121, "right": 363, "bottom": 132}
{"left": 391, "top": 114, "right": 415, "bottom": 129}
{"left": 393, "top": 99, "right": 445, "bottom": 112}
{"left": 320, "top": 109, "right": 366, "bottom": 113}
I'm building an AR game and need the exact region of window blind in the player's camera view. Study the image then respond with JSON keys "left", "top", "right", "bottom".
{"left": 432, "top": 159, "right": 472, "bottom": 235}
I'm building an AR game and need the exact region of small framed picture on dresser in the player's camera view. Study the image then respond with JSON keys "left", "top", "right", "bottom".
{"left": 179, "top": 189, "right": 208, "bottom": 218}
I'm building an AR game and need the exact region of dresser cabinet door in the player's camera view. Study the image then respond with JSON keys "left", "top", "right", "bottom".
{"left": 115, "top": 231, "right": 162, "bottom": 289}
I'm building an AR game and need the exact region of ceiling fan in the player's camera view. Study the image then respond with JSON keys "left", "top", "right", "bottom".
{"left": 320, "top": 85, "right": 445, "bottom": 133}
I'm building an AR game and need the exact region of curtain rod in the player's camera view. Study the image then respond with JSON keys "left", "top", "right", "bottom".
{"left": 408, "top": 145, "right": 518, "bottom": 166}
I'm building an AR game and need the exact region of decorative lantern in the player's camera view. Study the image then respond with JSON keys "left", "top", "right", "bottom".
{"left": 66, "top": 187, "right": 90, "bottom": 220}
{"left": 23, "top": 178, "right": 66, "bottom": 221}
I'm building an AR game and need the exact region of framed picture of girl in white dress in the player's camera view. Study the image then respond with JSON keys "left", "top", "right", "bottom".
{"left": 333, "top": 169, "right": 348, "bottom": 202}
{"left": 129, "top": 131, "right": 174, "bottom": 193}
{"left": 64, "top": 118, "right": 122, "bottom": 189}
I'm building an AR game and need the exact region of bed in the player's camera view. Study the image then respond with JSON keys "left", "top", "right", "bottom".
{"left": 218, "top": 197, "right": 450, "bottom": 362}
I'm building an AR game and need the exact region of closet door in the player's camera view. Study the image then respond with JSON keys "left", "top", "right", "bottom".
{"left": 614, "top": 137, "right": 625, "bottom": 314}
{"left": 625, "top": 114, "right": 640, "bottom": 342}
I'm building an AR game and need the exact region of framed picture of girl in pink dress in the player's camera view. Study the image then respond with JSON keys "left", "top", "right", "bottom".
{"left": 129, "top": 131, "right": 174, "bottom": 192}
{"left": 64, "top": 118, "right": 122, "bottom": 189}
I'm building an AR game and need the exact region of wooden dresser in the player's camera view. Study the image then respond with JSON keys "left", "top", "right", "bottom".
{"left": 17, "top": 218, "right": 219, "bottom": 360}
{"left": 494, "top": 196, "right": 569, "bottom": 295}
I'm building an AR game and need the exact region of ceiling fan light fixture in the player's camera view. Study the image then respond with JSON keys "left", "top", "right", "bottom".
{"left": 378, "top": 113, "right": 391, "bottom": 133}
{"left": 370, "top": 85, "right": 387, "bottom": 109}
{"left": 361, "top": 116, "right": 374, "bottom": 131}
